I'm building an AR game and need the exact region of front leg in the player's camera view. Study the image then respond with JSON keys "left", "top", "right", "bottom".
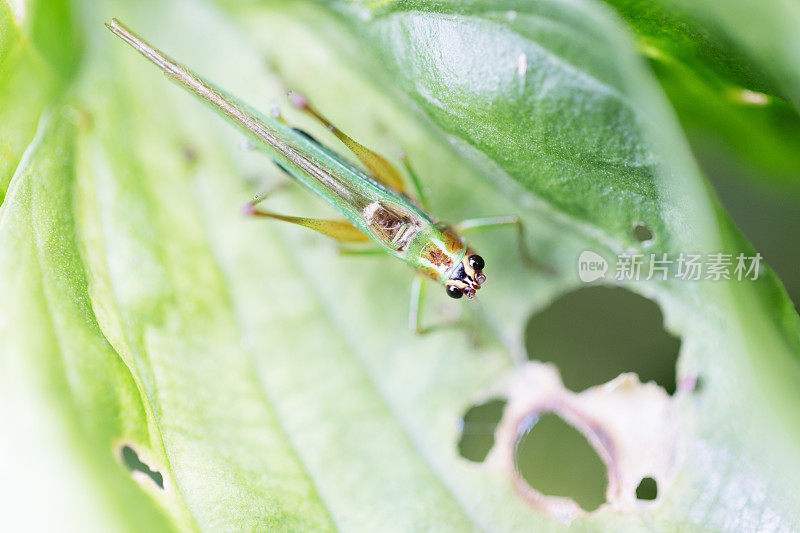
{"left": 455, "top": 215, "right": 552, "bottom": 273}
{"left": 408, "top": 276, "right": 425, "bottom": 334}
{"left": 408, "top": 276, "right": 464, "bottom": 334}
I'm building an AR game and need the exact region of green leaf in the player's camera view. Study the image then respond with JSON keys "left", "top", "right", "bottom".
{"left": 659, "top": 0, "right": 800, "bottom": 113}
{"left": 602, "top": 0, "right": 778, "bottom": 95}
{"left": 0, "top": 106, "right": 181, "bottom": 532}
{"left": 603, "top": 0, "right": 800, "bottom": 185}
{"left": 2, "top": 0, "right": 800, "bottom": 531}
{"left": 0, "top": 1, "right": 65, "bottom": 199}
{"left": 591, "top": 0, "right": 800, "bottom": 318}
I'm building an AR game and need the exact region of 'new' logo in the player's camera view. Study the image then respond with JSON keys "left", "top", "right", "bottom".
{"left": 577, "top": 251, "right": 608, "bottom": 283}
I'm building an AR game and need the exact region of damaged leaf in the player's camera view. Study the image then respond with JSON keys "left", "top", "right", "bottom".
{"left": 488, "top": 362, "right": 677, "bottom": 521}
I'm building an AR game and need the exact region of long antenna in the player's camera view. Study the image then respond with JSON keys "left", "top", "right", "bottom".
{"left": 104, "top": 18, "right": 281, "bottom": 149}
{"left": 105, "top": 18, "right": 356, "bottom": 202}
{"left": 105, "top": 18, "right": 185, "bottom": 78}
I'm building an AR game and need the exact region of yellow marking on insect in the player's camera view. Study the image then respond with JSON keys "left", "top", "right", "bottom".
{"left": 462, "top": 254, "right": 477, "bottom": 280}
{"left": 418, "top": 266, "right": 439, "bottom": 281}
{"left": 442, "top": 228, "right": 463, "bottom": 255}
{"left": 444, "top": 279, "right": 469, "bottom": 290}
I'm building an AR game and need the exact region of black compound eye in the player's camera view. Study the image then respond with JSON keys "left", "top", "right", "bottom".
{"left": 446, "top": 284, "right": 464, "bottom": 299}
{"left": 468, "top": 254, "right": 485, "bottom": 271}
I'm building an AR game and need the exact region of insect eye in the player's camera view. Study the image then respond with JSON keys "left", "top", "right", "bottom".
{"left": 446, "top": 285, "right": 463, "bottom": 299}
{"left": 468, "top": 254, "right": 485, "bottom": 271}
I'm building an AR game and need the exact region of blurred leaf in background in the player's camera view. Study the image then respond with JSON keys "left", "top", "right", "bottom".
{"left": 604, "top": 0, "right": 800, "bottom": 309}
{"left": 1, "top": 0, "right": 800, "bottom": 531}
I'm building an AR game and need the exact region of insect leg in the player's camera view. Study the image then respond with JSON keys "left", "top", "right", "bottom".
{"left": 246, "top": 179, "right": 292, "bottom": 209}
{"left": 407, "top": 276, "right": 465, "bottom": 334}
{"left": 242, "top": 183, "right": 367, "bottom": 243}
{"left": 455, "top": 216, "right": 552, "bottom": 272}
{"left": 337, "top": 246, "right": 385, "bottom": 256}
{"left": 287, "top": 90, "right": 408, "bottom": 194}
{"left": 242, "top": 206, "right": 369, "bottom": 243}
{"left": 408, "top": 276, "right": 425, "bottom": 333}
{"left": 398, "top": 151, "right": 429, "bottom": 209}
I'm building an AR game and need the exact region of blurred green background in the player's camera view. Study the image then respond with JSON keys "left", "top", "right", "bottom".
{"left": 3, "top": 0, "right": 800, "bottom": 524}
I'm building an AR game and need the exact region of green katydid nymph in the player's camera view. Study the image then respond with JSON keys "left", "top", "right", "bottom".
{"left": 106, "top": 19, "right": 530, "bottom": 332}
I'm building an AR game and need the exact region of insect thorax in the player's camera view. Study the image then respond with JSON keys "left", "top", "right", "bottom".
{"left": 404, "top": 224, "right": 466, "bottom": 282}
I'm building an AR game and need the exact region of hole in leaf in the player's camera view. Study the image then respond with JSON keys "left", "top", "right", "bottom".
{"left": 525, "top": 286, "right": 680, "bottom": 394}
{"left": 515, "top": 412, "right": 607, "bottom": 511}
{"left": 458, "top": 398, "right": 506, "bottom": 462}
{"left": 120, "top": 444, "right": 164, "bottom": 489}
{"left": 633, "top": 222, "right": 654, "bottom": 242}
{"left": 636, "top": 476, "right": 658, "bottom": 500}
